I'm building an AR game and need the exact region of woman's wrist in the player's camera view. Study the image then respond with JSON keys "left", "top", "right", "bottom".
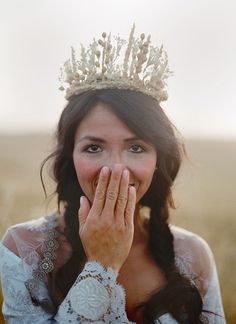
{"left": 86, "top": 258, "right": 120, "bottom": 275}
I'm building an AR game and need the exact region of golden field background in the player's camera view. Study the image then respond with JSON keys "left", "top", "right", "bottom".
{"left": 0, "top": 134, "right": 235, "bottom": 323}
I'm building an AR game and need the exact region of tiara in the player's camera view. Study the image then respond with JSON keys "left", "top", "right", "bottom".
{"left": 59, "top": 24, "right": 172, "bottom": 102}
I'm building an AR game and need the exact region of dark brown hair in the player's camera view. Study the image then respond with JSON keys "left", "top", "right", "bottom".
{"left": 42, "top": 89, "right": 205, "bottom": 323}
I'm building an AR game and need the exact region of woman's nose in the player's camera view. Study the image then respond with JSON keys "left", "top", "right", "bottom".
{"left": 106, "top": 153, "right": 126, "bottom": 171}
{"left": 108, "top": 163, "right": 127, "bottom": 173}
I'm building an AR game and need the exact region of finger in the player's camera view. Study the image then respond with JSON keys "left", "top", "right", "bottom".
{"left": 78, "top": 196, "right": 91, "bottom": 227}
{"left": 90, "top": 166, "right": 110, "bottom": 215}
{"left": 115, "top": 169, "right": 129, "bottom": 222}
{"left": 125, "top": 186, "right": 136, "bottom": 227}
{"left": 103, "top": 164, "right": 123, "bottom": 213}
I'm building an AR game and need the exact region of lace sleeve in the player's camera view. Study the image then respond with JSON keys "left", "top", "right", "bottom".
{"left": 201, "top": 249, "right": 226, "bottom": 323}
{"left": 172, "top": 226, "right": 226, "bottom": 324}
{"left": 0, "top": 242, "right": 133, "bottom": 324}
{"left": 0, "top": 242, "right": 56, "bottom": 323}
{"left": 56, "top": 261, "right": 134, "bottom": 323}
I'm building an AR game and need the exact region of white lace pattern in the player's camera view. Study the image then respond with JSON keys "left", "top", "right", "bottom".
{"left": 0, "top": 217, "right": 226, "bottom": 323}
{"left": 56, "top": 261, "right": 132, "bottom": 323}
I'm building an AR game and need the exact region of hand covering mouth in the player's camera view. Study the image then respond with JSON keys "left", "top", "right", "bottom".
{"left": 94, "top": 181, "right": 136, "bottom": 188}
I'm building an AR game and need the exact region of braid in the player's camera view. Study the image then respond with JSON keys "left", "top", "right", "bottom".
{"left": 53, "top": 156, "right": 86, "bottom": 296}
{"left": 148, "top": 206, "right": 175, "bottom": 275}
{"left": 142, "top": 206, "right": 204, "bottom": 324}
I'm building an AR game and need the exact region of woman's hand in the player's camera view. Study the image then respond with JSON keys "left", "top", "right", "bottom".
{"left": 78, "top": 164, "right": 136, "bottom": 273}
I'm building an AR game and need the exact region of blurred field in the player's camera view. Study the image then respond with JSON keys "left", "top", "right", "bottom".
{"left": 0, "top": 134, "right": 235, "bottom": 322}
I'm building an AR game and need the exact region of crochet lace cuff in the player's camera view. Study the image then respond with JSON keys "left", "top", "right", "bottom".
{"left": 57, "top": 261, "right": 133, "bottom": 323}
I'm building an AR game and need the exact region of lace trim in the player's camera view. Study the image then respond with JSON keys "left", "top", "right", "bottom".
{"left": 25, "top": 214, "right": 59, "bottom": 311}
{"left": 57, "top": 261, "right": 132, "bottom": 323}
{"left": 31, "top": 214, "right": 59, "bottom": 282}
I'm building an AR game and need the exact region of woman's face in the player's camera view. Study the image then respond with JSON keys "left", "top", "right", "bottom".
{"left": 73, "top": 102, "right": 157, "bottom": 204}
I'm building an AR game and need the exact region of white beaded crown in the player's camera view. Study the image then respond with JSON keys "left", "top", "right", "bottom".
{"left": 59, "top": 25, "right": 172, "bottom": 102}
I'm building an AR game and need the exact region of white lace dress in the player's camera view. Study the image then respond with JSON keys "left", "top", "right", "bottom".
{"left": 0, "top": 215, "right": 226, "bottom": 323}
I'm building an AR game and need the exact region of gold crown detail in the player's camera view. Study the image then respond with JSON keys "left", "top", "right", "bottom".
{"left": 59, "top": 24, "right": 172, "bottom": 102}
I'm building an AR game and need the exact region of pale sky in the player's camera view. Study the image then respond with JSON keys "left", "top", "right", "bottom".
{"left": 0, "top": 0, "right": 236, "bottom": 139}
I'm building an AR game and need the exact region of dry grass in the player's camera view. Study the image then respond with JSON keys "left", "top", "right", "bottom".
{"left": 0, "top": 134, "right": 235, "bottom": 322}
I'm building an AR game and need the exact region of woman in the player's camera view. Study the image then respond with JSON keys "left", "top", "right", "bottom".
{"left": 0, "top": 26, "right": 225, "bottom": 323}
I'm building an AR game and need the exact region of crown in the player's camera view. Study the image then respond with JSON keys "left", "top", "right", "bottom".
{"left": 59, "top": 24, "right": 172, "bottom": 102}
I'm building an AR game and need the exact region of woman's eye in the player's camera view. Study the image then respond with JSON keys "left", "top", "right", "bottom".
{"left": 85, "top": 144, "right": 102, "bottom": 153}
{"left": 129, "top": 144, "right": 145, "bottom": 153}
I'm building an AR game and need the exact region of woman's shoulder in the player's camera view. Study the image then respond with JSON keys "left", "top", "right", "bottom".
{"left": 170, "top": 225, "right": 215, "bottom": 295}
{"left": 170, "top": 225, "right": 213, "bottom": 257}
{"left": 1, "top": 213, "right": 71, "bottom": 284}
{"left": 1, "top": 214, "right": 58, "bottom": 258}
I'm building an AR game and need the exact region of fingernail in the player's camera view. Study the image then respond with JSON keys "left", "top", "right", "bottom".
{"left": 80, "top": 196, "right": 84, "bottom": 205}
{"left": 129, "top": 186, "right": 136, "bottom": 194}
{"left": 102, "top": 166, "right": 109, "bottom": 175}
{"left": 123, "top": 169, "right": 129, "bottom": 178}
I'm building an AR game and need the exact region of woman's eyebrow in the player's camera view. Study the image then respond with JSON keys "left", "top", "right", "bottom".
{"left": 124, "top": 137, "right": 142, "bottom": 142}
{"left": 77, "top": 135, "right": 106, "bottom": 143}
{"left": 77, "top": 135, "right": 144, "bottom": 143}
